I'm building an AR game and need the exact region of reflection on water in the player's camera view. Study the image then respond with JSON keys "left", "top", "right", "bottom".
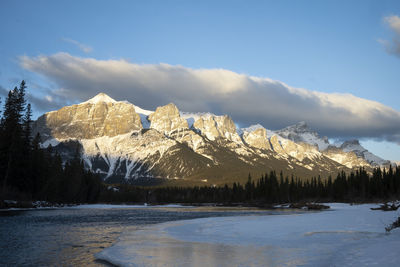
{"left": 97, "top": 223, "right": 306, "bottom": 267}
{"left": 0, "top": 206, "right": 301, "bottom": 266}
{"left": 96, "top": 208, "right": 388, "bottom": 267}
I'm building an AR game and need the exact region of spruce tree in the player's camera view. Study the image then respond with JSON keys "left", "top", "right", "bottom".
{"left": 0, "top": 88, "right": 21, "bottom": 192}
{"left": 0, "top": 81, "right": 31, "bottom": 195}
{"left": 16, "top": 80, "right": 27, "bottom": 124}
{"left": 23, "top": 103, "right": 32, "bottom": 147}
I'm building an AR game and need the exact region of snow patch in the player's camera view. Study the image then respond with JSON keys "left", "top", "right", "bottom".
{"left": 341, "top": 140, "right": 389, "bottom": 166}
{"left": 81, "top": 93, "right": 117, "bottom": 104}
{"left": 40, "top": 138, "right": 60, "bottom": 148}
{"left": 276, "top": 122, "right": 330, "bottom": 151}
{"left": 238, "top": 124, "right": 265, "bottom": 135}
{"left": 180, "top": 112, "right": 214, "bottom": 128}
{"left": 134, "top": 105, "right": 153, "bottom": 116}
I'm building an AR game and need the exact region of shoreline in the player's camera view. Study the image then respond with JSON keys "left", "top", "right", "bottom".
{"left": 2, "top": 199, "right": 397, "bottom": 211}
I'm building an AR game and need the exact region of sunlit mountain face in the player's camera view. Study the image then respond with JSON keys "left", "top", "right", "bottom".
{"left": 32, "top": 93, "right": 393, "bottom": 185}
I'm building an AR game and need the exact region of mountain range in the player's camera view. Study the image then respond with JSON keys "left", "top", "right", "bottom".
{"left": 32, "top": 93, "right": 392, "bottom": 186}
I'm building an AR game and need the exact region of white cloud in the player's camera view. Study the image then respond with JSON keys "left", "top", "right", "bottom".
{"left": 385, "top": 15, "right": 400, "bottom": 35}
{"left": 19, "top": 52, "right": 400, "bottom": 143}
{"left": 381, "top": 15, "right": 400, "bottom": 57}
{"left": 61, "top": 38, "right": 93, "bottom": 53}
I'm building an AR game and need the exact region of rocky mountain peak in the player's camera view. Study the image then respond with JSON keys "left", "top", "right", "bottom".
{"left": 33, "top": 93, "right": 142, "bottom": 140}
{"left": 339, "top": 140, "right": 365, "bottom": 154}
{"left": 148, "top": 103, "right": 188, "bottom": 133}
{"left": 238, "top": 124, "right": 265, "bottom": 135}
{"left": 323, "top": 146, "right": 370, "bottom": 169}
{"left": 242, "top": 126, "right": 271, "bottom": 150}
{"left": 341, "top": 139, "right": 361, "bottom": 147}
{"left": 82, "top": 92, "right": 117, "bottom": 104}
{"left": 283, "top": 121, "right": 310, "bottom": 133}
{"left": 339, "top": 139, "right": 390, "bottom": 166}
{"left": 276, "top": 121, "right": 330, "bottom": 151}
{"left": 193, "top": 114, "right": 241, "bottom": 143}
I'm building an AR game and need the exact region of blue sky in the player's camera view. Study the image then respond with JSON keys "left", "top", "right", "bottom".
{"left": 0, "top": 0, "right": 399, "bottom": 161}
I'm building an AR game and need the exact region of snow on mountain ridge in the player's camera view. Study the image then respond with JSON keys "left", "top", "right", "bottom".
{"left": 34, "top": 93, "right": 142, "bottom": 140}
{"left": 81, "top": 93, "right": 154, "bottom": 116}
{"left": 34, "top": 93, "right": 394, "bottom": 182}
{"left": 134, "top": 105, "right": 153, "bottom": 116}
{"left": 340, "top": 140, "right": 390, "bottom": 166}
{"left": 180, "top": 112, "right": 215, "bottom": 128}
{"left": 238, "top": 124, "right": 265, "bottom": 135}
{"left": 75, "top": 93, "right": 390, "bottom": 166}
{"left": 85, "top": 93, "right": 390, "bottom": 167}
{"left": 79, "top": 93, "right": 154, "bottom": 130}
{"left": 82, "top": 93, "right": 117, "bottom": 104}
{"left": 276, "top": 121, "right": 330, "bottom": 151}
{"left": 240, "top": 125, "right": 272, "bottom": 151}
{"left": 133, "top": 105, "right": 153, "bottom": 129}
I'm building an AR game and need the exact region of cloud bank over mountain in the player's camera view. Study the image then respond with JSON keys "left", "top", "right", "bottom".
{"left": 20, "top": 52, "right": 400, "bottom": 143}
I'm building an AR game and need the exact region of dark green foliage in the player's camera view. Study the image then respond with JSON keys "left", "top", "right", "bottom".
{"left": 0, "top": 82, "right": 28, "bottom": 192}
{"left": 99, "top": 166, "right": 400, "bottom": 204}
{"left": 0, "top": 81, "right": 102, "bottom": 203}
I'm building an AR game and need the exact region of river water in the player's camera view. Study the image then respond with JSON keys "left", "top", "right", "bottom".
{"left": 0, "top": 205, "right": 301, "bottom": 266}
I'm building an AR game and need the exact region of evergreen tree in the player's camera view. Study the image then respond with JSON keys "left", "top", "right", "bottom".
{"left": 23, "top": 103, "right": 32, "bottom": 147}
{"left": 0, "top": 88, "right": 23, "bottom": 192}
{"left": 16, "top": 81, "right": 27, "bottom": 124}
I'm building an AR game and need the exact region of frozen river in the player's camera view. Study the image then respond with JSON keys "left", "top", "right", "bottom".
{"left": 97, "top": 203, "right": 400, "bottom": 267}
{"left": 0, "top": 204, "right": 301, "bottom": 266}
{"left": 1, "top": 203, "right": 399, "bottom": 266}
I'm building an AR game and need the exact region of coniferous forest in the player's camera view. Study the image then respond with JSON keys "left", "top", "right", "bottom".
{"left": 101, "top": 167, "right": 400, "bottom": 204}
{"left": 0, "top": 81, "right": 399, "bottom": 206}
{"left": 0, "top": 81, "right": 102, "bottom": 203}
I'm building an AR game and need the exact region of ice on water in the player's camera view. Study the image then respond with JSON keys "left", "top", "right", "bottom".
{"left": 96, "top": 203, "right": 400, "bottom": 267}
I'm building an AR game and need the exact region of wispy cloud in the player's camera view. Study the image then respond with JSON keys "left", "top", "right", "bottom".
{"left": 19, "top": 53, "right": 400, "bottom": 144}
{"left": 61, "top": 38, "right": 93, "bottom": 53}
{"left": 0, "top": 84, "right": 65, "bottom": 112}
{"left": 380, "top": 15, "right": 400, "bottom": 57}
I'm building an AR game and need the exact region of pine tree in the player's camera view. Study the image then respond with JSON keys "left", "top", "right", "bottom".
{"left": 16, "top": 80, "right": 27, "bottom": 124}
{"left": 31, "top": 133, "right": 43, "bottom": 198}
{"left": 23, "top": 103, "right": 32, "bottom": 147}
{"left": 0, "top": 88, "right": 21, "bottom": 192}
{"left": 0, "top": 81, "right": 32, "bottom": 195}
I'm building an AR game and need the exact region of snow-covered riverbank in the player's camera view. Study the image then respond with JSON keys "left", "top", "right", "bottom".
{"left": 97, "top": 203, "right": 400, "bottom": 267}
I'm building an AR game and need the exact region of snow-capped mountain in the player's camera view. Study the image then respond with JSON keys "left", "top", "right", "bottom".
{"left": 32, "top": 93, "right": 391, "bottom": 185}
{"left": 272, "top": 122, "right": 391, "bottom": 168}
{"left": 339, "top": 140, "right": 391, "bottom": 167}
{"left": 34, "top": 93, "right": 142, "bottom": 140}
{"left": 275, "top": 121, "right": 330, "bottom": 151}
{"left": 322, "top": 146, "right": 370, "bottom": 169}
{"left": 238, "top": 124, "right": 371, "bottom": 171}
